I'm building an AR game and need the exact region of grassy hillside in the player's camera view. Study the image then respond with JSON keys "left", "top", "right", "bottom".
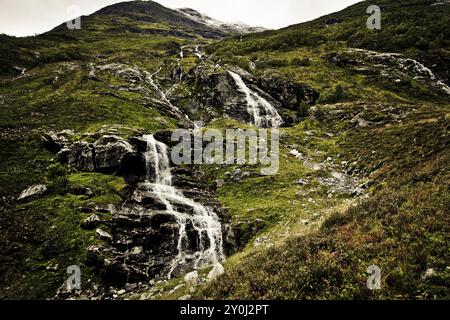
{"left": 0, "top": 0, "right": 449, "bottom": 300}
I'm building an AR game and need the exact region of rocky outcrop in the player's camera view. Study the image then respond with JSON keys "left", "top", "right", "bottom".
{"left": 222, "top": 219, "right": 267, "bottom": 256}
{"left": 86, "top": 210, "right": 181, "bottom": 284}
{"left": 186, "top": 66, "right": 319, "bottom": 126}
{"left": 93, "top": 136, "right": 135, "bottom": 173}
{"left": 325, "top": 49, "right": 450, "bottom": 95}
{"left": 258, "top": 76, "right": 319, "bottom": 112}
{"left": 41, "top": 130, "right": 74, "bottom": 153}
{"left": 58, "top": 141, "right": 96, "bottom": 172}
{"left": 43, "top": 131, "right": 146, "bottom": 177}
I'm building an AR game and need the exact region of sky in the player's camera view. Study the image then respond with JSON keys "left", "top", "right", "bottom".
{"left": 0, "top": 0, "right": 362, "bottom": 37}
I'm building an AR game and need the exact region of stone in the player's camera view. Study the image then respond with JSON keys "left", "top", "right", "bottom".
{"left": 46, "top": 262, "right": 59, "bottom": 271}
{"left": 17, "top": 184, "right": 47, "bottom": 201}
{"left": 258, "top": 76, "right": 319, "bottom": 111}
{"left": 81, "top": 214, "right": 102, "bottom": 230}
{"left": 93, "top": 135, "right": 135, "bottom": 172}
{"left": 295, "top": 179, "right": 308, "bottom": 185}
{"left": 184, "top": 271, "right": 199, "bottom": 287}
{"left": 216, "top": 179, "right": 225, "bottom": 188}
{"left": 124, "top": 283, "right": 138, "bottom": 292}
{"left": 207, "top": 263, "right": 225, "bottom": 281}
{"left": 41, "top": 132, "right": 69, "bottom": 153}
{"left": 96, "top": 228, "right": 113, "bottom": 242}
{"left": 422, "top": 268, "right": 436, "bottom": 279}
{"left": 59, "top": 141, "right": 95, "bottom": 171}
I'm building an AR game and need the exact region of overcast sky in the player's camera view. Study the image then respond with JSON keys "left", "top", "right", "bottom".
{"left": 0, "top": 0, "right": 362, "bottom": 37}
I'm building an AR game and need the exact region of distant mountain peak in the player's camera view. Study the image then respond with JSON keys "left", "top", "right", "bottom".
{"left": 177, "top": 7, "right": 267, "bottom": 34}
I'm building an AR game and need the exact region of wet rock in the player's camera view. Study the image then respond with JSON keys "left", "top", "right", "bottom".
{"left": 17, "top": 184, "right": 47, "bottom": 201}
{"left": 129, "top": 136, "right": 149, "bottom": 152}
{"left": 154, "top": 131, "right": 177, "bottom": 147}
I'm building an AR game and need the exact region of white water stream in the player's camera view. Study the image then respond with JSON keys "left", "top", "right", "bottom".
{"left": 228, "top": 71, "right": 283, "bottom": 128}
{"left": 142, "top": 135, "right": 224, "bottom": 278}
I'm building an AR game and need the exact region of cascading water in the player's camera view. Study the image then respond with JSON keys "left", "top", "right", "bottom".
{"left": 349, "top": 48, "right": 450, "bottom": 95}
{"left": 228, "top": 71, "right": 283, "bottom": 128}
{"left": 144, "top": 68, "right": 194, "bottom": 124}
{"left": 142, "top": 135, "right": 224, "bottom": 278}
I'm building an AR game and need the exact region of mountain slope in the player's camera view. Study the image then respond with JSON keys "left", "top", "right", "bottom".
{"left": 0, "top": 0, "right": 449, "bottom": 300}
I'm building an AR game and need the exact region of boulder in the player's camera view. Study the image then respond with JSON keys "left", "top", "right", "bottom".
{"left": 41, "top": 132, "right": 70, "bottom": 153}
{"left": 93, "top": 135, "right": 135, "bottom": 173}
{"left": 184, "top": 270, "right": 199, "bottom": 287}
{"left": 207, "top": 263, "right": 225, "bottom": 281}
{"left": 96, "top": 228, "right": 113, "bottom": 242}
{"left": 17, "top": 184, "right": 47, "bottom": 201}
{"left": 57, "top": 134, "right": 138, "bottom": 174}
{"left": 58, "top": 141, "right": 95, "bottom": 172}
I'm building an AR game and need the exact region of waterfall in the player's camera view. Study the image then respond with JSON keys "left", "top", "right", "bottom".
{"left": 228, "top": 71, "right": 283, "bottom": 128}
{"left": 194, "top": 46, "right": 203, "bottom": 60}
{"left": 349, "top": 48, "right": 450, "bottom": 95}
{"left": 142, "top": 135, "right": 224, "bottom": 278}
{"left": 144, "top": 68, "right": 193, "bottom": 123}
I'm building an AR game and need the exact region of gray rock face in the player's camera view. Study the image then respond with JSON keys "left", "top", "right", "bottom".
{"left": 186, "top": 66, "right": 319, "bottom": 126}
{"left": 49, "top": 133, "right": 139, "bottom": 174}
{"left": 86, "top": 210, "right": 181, "bottom": 284}
{"left": 41, "top": 131, "right": 72, "bottom": 153}
{"left": 17, "top": 184, "right": 48, "bottom": 201}
{"left": 93, "top": 135, "right": 135, "bottom": 172}
{"left": 258, "top": 76, "right": 320, "bottom": 112}
{"left": 59, "top": 141, "right": 96, "bottom": 172}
